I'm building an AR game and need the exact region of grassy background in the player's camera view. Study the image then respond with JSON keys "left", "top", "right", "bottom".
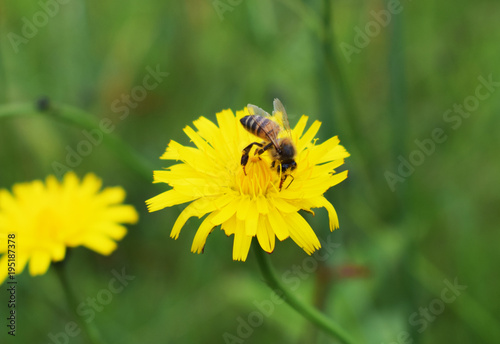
{"left": 1, "top": 0, "right": 499, "bottom": 343}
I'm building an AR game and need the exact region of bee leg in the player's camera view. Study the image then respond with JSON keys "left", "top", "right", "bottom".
{"left": 253, "top": 142, "right": 273, "bottom": 162}
{"left": 279, "top": 174, "right": 294, "bottom": 191}
{"left": 285, "top": 174, "right": 294, "bottom": 189}
{"left": 256, "top": 142, "right": 274, "bottom": 156}
{"left": 241, "top": 142, "right": 264, "bottom": 175}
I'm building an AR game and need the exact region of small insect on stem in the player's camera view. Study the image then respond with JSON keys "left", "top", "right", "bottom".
{"left": 36, "top": 96, "right": 50, "bottom": 111}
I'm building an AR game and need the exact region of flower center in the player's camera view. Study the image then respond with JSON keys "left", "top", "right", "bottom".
{"left": 236, "top": 155, "right": 279, "bottom": 196}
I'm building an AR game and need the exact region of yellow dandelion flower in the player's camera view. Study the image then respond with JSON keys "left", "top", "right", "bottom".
{"left": 0, "top": 172, "right": 138, "bottom": 284}
{"left": 146, "top": 101, "right": 349, "bottom": 261}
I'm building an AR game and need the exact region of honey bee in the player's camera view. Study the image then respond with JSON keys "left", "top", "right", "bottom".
{"left": 240, "top": 98, "right": 297, "bottom": 190}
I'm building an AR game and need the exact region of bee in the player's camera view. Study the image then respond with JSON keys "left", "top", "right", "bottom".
{"left": 240, "top": 98, "right": 297, "bottom": 190}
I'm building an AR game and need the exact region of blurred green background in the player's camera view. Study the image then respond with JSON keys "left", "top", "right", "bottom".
{"left": 1, "top": 0, "right": 499, "bottom": 343}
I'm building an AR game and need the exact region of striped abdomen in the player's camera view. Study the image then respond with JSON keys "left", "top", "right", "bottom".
{"left": 240, "top": 115, "right": 280, "bottom": 141}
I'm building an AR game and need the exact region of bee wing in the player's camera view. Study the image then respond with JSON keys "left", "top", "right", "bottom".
{"left": 246, "top": 103, "right": 280, "bottom": 148}
{"left": 272, "top": 98, "right": 292, "bottom": 136}
{"left": 247, "top": 103, "right": 271, "bottom": 117}
{"left": 257, "top": 121, "right": 281, "bottom": 149}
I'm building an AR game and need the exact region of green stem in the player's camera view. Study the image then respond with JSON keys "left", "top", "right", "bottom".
{"left": 320, "top": 0, "right": 360, "bottom": 143}
{"left": 0, "top": 101, "right": 154, "bottom": 181}
{"left": 387, "top": 2, "right": 409, "bottom": 214}
{"left": 278, "top": 0, "right": 379, "bottom": 209}
{"left": 54, "top": 263, "right": 107, "bottom": 344}
{"left": 318, "top": 0, "right": 379, "bottom": 208}
{"left": 253, "top": 246, "right": 357, "bottom": 344}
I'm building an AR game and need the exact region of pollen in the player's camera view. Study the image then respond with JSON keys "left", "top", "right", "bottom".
{"left": 237, "top": 155, "right": 278, "bottom": 197}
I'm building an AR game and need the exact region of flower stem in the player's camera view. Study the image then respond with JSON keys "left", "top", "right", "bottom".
{"left": 253, "top": 246, "right": 357, "bottom": 344}
{"left": 54, "top": 263, "right": 107, "bottom": 344}
{"left": 0, "top": 101, "right": 154, "bottom": 181}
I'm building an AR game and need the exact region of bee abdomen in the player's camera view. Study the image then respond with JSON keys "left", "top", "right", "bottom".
{"left": 240, "top": 116, "right": 267, "bottom": 138}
